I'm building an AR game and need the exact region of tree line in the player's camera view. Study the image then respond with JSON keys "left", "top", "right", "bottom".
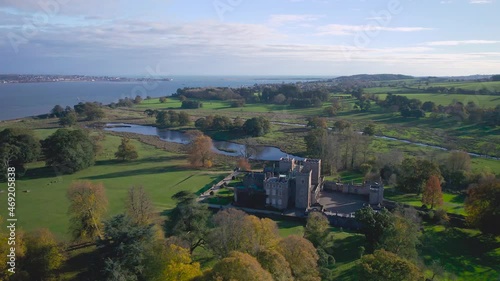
{"left": 195, "top": 115, "right": 271, "bottom": 137}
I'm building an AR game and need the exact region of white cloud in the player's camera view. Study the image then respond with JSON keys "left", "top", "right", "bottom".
{"left": 423, "top": 40, "right": 500, "bottom": 46}
{"left": 469, "top": 0, "right": 493, "bottom": 4}
{"left": 269, "top": 14, "right": 324, "bottom": 26}
{"left": 316, "top": 24, "right": 433, "bottom": 36}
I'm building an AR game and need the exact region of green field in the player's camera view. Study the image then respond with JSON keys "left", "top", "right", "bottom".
{"left": 375, "top": 93, "right": 500, "bottom": 107}
{"left": 0, "top": 131, "right": 226, "bottom": 238}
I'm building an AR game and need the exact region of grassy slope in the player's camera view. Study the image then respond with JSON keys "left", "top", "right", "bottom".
{"left": 420, "top": 225, "right": 500, "bottom": 281}
{"left": 0, "top": 130, "right": 226, "bottom": 239}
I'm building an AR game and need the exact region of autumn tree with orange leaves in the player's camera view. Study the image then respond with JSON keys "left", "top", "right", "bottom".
{"left": 187, "top": 134, "right": 214, "bottom": 168}
{"left": 237, "top": 158, "right": 251, "bottom": 171}
{"left": 422, "top": 175, "right": 443, "bottom": 209}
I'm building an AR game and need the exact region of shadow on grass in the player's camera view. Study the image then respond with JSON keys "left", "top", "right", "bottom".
{"left": 95, "top": 155, "right": 185, "bottom": 166}
{"left": 276, "top": 220, "right": 305, "bottom": 231}
{"left": 21, "top": 166, "right": 60, "bottom": 180}
{"left": 450, "top": 193, "right": 466, "bottom": 204}
{"left": 334, "top": 235, "right": 366, "bottom": 264}
{"left": 81, "top": 165, "right": 188, "bottom": 180}
{"left": 59, "top": 246, "right": 98, "bottom": 280}
{"left": 420, "top": 227, "right": 500, "bottom": 277}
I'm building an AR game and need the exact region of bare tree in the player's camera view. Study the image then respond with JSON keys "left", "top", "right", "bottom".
{"left": 126, "top": 186, "right": 155, "bottom": 226}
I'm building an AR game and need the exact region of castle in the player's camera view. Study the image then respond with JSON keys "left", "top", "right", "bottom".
{"left": 234, "top": 157, "right": 322, "bottom": 211}
{"left": 233, "top": 157, "right": 385, "bottom": 213}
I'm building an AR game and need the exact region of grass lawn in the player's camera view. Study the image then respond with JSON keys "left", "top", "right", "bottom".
{"left": 420, "top": 225, "right": 500, "bottom": 281}
{"left": 205, "top": 187, "right": 234, "bottom": 205}
{"left": 330, "top": 229, "right": 366, "bottom": 280}
{"left": 383, "top": 187, "right": 466, "bottom": 215}
{"left": 276, "top": 220, "right": 305, "bottom": 237}
{"left": 0, "top": 131, "right": 226, "bottom": 239}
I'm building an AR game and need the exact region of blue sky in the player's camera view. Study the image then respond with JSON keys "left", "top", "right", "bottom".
{"left": 0, "top": 0, "right": 499, "bottom": 76}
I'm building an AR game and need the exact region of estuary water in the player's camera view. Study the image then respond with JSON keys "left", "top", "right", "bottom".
{"left": 0, "top": 76, "right": 321, "bottom": 121}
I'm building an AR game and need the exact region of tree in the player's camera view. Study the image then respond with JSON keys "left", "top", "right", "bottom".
{"left": 178, "top": 111, "right": 190, "bottom": 126}
{"left": 115, "top": 137, "right": 139, "bottom": 161}
{"left": 333, "top": 120, "right": 351, "bottom": 132}
{"left": 187, "top": 134, "right": 214, "bottom": 168}
{"left": 166, "top": 191, "right": 211, "bottom": 254}
{"left": 17, "top": 229, "right": 64, "bottom": 281}
{"left": 67, "top": 181, "right": 108, "bottom": 241}
{"left": 273, "top": 94, "right": 286, "bottom": 104}
{"left": 243, "top": 117, "right": 271, "bottom": 137}
{"left": 208, "top": 209, "right": 280, "bottom": 257}
{"left": 237, "top": 158, "right": 251, "bottom": 171}
{"left": 126, "top": 186, "right": 155, "bottom": 226}
{"left": 359, "top": 250, "right": 423, "bottom": 281}
{"left": 277, "top": 235, "right": 321, "bottom": 281}
{"left": 465, "top": 179, "right": 500, "bottom": 235}
{"left": 362, "top": 124, "right": 376, "bottom": 136}
{"left": 304, "top": 212, "right": 333, "bottom": 249}
{"left": 256, "top": 250, "right": 293, "bottom": 281}
{"left": 181, "top": 100, "right": 202, "bottom": 109}
{"left": 58, "top": 111, "right": 77, "bottom": 127}
{"left": 74, "top": 102, "right": 105, "bottom": 121}
{"left": 446, "top": 151, "right": 471, "bottom": 173}
{"left": 156, "top": 110, "right": 190, "bottom": 128}
{"left": 133, "top": 95, "right": 143, "bottom": 104}
{"left": 422, "top": 101, "right": 436, "bottom": 112}
{"left": 396, "top": 158, "right": 440, "bottom": 194}
{"left": 97, "top": 214, "right": 159, "bottom": 281}
{"left": 422, "top": 175, "right": 443, "bottom": 209}
{"left": 304, "top": 128, "right": 327, "bottom": 157}
{"left": 163, "top": 244, "right": 202, "bottom": 281}
{"left": 159, "top": 96, "right": 168, "bottom": 103}
{"left": 379, "top": 208, "right": 421, "bottom": 260}
{"left": 42, "top": 129, "right": 96, "bottom": 174}
{"left": 203, "top": 251, "right": 273, "bottom": 281}
{"left": 0, "top": 128, "right": 41, "bottom": 180}
{"left": 306, "top": 116, "right": 327, "bottom": 129}
{"left": 233, "top": 116, "right": 245, "bottom": 128}
{"left": 50, "top": 104, "right": 65, "bottom": 117}
{"left": 355, "top": 207, "right": 394, "bottom": 252}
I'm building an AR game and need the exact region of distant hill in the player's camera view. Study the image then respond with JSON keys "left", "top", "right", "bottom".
{"left": 334, "top": 74, "right": 414, "bottom": 82}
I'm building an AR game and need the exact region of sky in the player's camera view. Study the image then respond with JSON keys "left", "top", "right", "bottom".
{"left": 0, "top": 0, "right": 499, "bottom": 76}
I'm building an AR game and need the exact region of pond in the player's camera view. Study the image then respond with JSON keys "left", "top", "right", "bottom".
{"left": 104, "top": 123, "right": 304, "bottom": 161}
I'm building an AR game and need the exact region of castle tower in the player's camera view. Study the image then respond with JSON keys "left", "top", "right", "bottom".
{"left": 295, "top": 170, "right": 311, "bottom": 209}
{"left": 279, "top": 157, "right": 296, "bottom": 173}
{"left": 369, "top": 183, "right": 384, "bottom": 205}
{"left": 303, "top": 159, "right": 321, "bottom": 185}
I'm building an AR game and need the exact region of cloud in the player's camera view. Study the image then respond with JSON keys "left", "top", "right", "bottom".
{"left": 469, "top": 0, "right": 493, "bottom": 3}
{"left": 268, "top": 14, "right": 324, "bottom": 26}
{"left": 423, "top": 40, "right": 500, "bottom": 46}
{"left": 316, "top": 24, "right": 433, "bottom": 36}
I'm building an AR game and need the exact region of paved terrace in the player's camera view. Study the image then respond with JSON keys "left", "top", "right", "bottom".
{"left": 318, "top": 191, "right": 368, "bottom": 215}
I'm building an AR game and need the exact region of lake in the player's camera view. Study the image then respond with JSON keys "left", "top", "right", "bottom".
{"left": 0, "top": 76, "right": 321, "bottom": 121}
{"left": 104, "top": 123, "right": 304, "bottom": 161}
